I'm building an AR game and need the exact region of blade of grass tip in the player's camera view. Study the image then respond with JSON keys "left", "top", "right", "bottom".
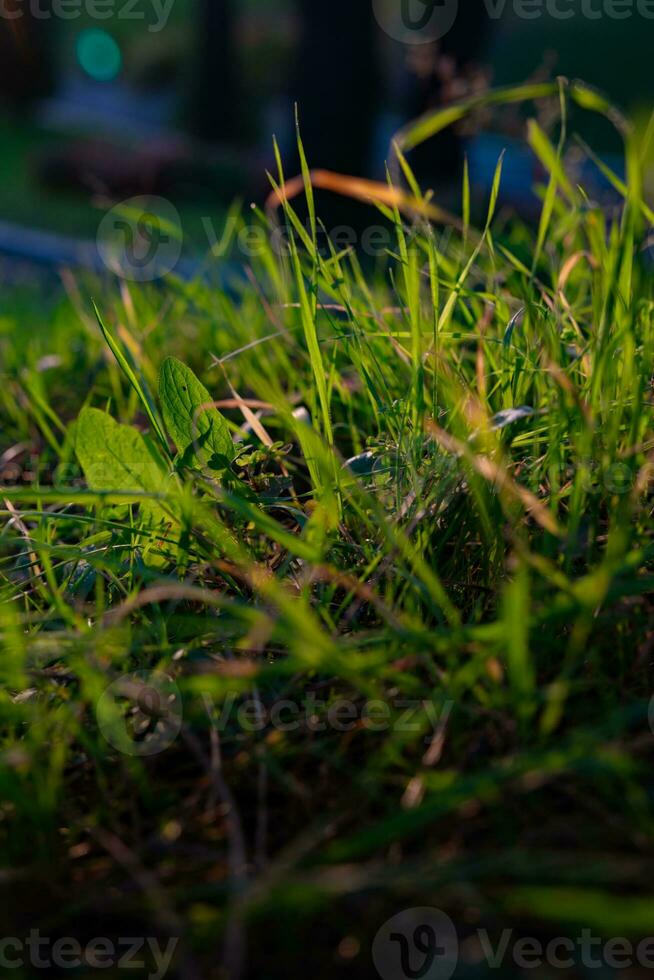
{"left": 530, "top": 142, "right": 560, "bottom": 275}
{"left": 425, "top": 227, "right": 440, "bottom": 416}
{"left": 624, "top": 130, "right": 645, "bottom": 236}
{"left": 393, "top": 140, "right": 423, "bottom": 202}
{"left": 295, "top": 106, "right": 317, "bottom": 246}
{"left": 528, "top": 121, "right": 575, "bottom": 202}
{"left": 292, "top": 245, "right": 335, "bottom": 452}
{"left": 529, "top": 82, "right": 569, "bottom": 274}
{"left": 92, "top": 301, "right": 170, "bottom": 459}
{"left": 486, "top": 149, "right": 505, "bottom": 229}
{"left": 274, "top": 189, "right": 336, "bottom": 467}
{"left": 269, "top": 136, "right": 318, "bottom": 260}
{"left": 388, "top": 154, "right": 425, "bottom": 429}
{"left": 439, "top": 151, "right": 505, "bottom": 332}
{"left": 266, "top": 170, "right": 315, "bottom": 256}
{"left": 462, "top": 154, "right": 470, "bottom": 251}
{"left": 638, "top": 107, "right": 654, "bottom": 165}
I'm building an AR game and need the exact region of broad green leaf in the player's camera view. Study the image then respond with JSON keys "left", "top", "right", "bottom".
{"left": 159, "top": 357, "right": 234, "bottom": 467}
{"left": 75, "top": 407, "right": 169, "bottom": 525}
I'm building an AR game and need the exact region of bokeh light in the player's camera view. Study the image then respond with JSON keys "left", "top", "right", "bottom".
{"left": 76, "top": 29, "right": 122, "bottom": 83}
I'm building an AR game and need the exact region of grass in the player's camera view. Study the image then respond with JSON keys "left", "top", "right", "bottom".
{"left": 1, "top": 79, "right": 654, "bottom": 978}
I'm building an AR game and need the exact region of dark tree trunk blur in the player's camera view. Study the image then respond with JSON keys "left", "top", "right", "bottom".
{"left": 188, "top": 0, "right": 490, "bottom": 189}
{"left": 291, "top": 0, "right": 379, "bottom": 176}
{"left": 0, "top": 11, "right": 53, "bottom": 108}
{"left": 191, "top": 0, "right": 241, "bottom": 142}
{"left": 406, "top": 0, "right": 491, "bottom": 181}
{"left": 191, "top": 0, "right": 378, "bottom": 169}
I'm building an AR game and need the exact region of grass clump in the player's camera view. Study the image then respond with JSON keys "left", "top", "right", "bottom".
{"left": 1, "top": 80, "right": 654, "bottom": 977}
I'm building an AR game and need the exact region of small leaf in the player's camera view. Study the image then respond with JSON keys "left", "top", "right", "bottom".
{"left": 342, "top": 451, "right": 376, "bottom": 477}
{"left": 159, "top": 358, "right": 234, "bottom": 466}
{"left": 503, "top": 308, "right": 525, "bottom": 348}
{"left": 75, "top": 407, "right": 168, "bottom": 525}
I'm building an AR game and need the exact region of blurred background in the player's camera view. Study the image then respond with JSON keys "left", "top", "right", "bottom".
{"left": 0, "top": 0, "right": 653, "bottom": 259}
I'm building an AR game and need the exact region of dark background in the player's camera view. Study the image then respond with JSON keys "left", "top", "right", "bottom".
{"left": 0, "top": 1, "right": 652, "bottom": 242}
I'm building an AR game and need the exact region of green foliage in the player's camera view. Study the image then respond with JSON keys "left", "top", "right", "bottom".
{"left": 159, "top": 356, "right": 234, "bottom": 468}
{"left": 75, "top": 406, "right": 169, "bottom": 527}
{"left": 1, "top": 80, "right": 654, "bottom": 972}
